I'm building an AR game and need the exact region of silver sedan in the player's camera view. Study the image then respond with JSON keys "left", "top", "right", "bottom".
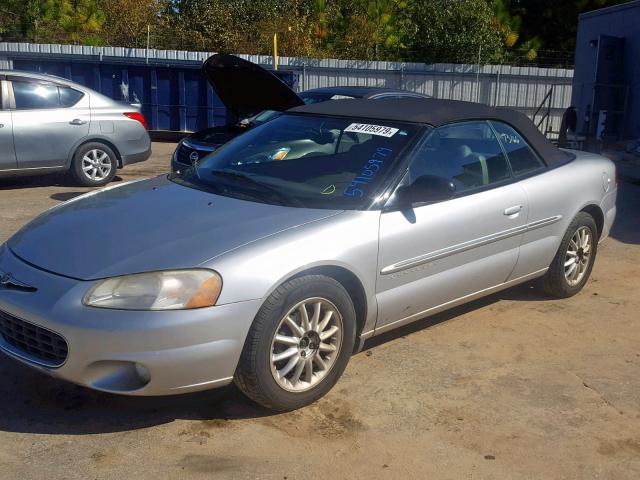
{"left": 0, "top": 98, "right": 617, "bottom": 411}
{"left": 0, "top": 70, "right": 151, "bottom": 186}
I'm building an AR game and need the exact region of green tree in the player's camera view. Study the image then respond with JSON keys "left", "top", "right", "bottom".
{"left": 0, "top": 0, "right": 105, "bottom": 44}
{"left": 101, "top": 0, "right": 167, "bottom": 48}
{"left": 408, "top": 0, "right": 505, "bottom": 64}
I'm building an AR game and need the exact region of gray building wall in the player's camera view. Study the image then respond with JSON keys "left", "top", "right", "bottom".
{"left": 572, "top": 0, "right": 640, "bottom": 140}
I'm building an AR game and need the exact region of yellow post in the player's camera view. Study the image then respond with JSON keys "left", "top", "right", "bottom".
{"left": 273, "top": 33, "right": 279, "bottom": 70}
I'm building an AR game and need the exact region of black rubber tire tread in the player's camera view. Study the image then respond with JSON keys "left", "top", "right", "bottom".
{"left": 70, "top": 142, "right": 118, "bottom": 187}
{"left": 234, "top": 274, "right": 356, "bottom": 412}
{"left": 539, "top": 211, "right": 598, "bottom": 298}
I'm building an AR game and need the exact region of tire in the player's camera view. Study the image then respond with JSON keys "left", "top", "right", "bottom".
{"left": 234, "top": 275, "right": 356, "bottom": 411}
{"left": 538, "top": 212, "right": 598, "bottom": 298}
{"left": 70, "top": 142, "right": 117, "bottom": 187}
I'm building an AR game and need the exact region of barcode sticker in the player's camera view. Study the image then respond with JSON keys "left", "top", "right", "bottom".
{"left": 344, "top": 123, "right": 399, "bottom": 137}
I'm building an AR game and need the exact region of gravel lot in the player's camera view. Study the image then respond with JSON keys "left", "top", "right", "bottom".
{"left": 0, "top": 143, "right": 639, "bottom": 479}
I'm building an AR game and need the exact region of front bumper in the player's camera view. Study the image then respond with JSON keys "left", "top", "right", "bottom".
{"left": 0, "top": 245, "right": 261, "bottom": 396}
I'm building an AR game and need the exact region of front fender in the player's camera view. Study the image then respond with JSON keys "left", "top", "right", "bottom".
{"left": 205, "top": 210, "right": 381, "bottom": 333}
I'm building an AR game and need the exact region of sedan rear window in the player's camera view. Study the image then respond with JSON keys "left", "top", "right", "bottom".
{"left": 171, "top": 114, "right": 420, "bottom": 209}
{"left": 12, "top": 80, "right": 84, "bottom": 110}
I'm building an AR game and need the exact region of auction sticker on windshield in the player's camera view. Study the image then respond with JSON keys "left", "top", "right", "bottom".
{"left": 344, "top": 123, "right": 399, "bottom": 137}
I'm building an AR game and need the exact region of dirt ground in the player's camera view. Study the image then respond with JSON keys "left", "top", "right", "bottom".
{"left": 0, "top": 143, "right": 639, "bottom": 480}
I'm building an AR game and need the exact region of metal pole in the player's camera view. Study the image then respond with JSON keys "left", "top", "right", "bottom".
{"left": 302, "top": 63, "right": 306, "bottom": 91}
{"left": 476, "top": 44, "right": 482, "bottom": 103}
{"left": 146, "top": 25, "right": 150, "bottom": 64}
{"left": 273, "top": 33, "right": 278, "bottom": 70}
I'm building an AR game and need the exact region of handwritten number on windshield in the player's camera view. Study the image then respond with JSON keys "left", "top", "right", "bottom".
{"left": 343, "top": 147, "right": 392, "bottom": 198}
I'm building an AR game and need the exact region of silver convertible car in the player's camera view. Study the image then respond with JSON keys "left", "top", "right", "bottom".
{"left": 0, "top": 98, "right": 617, "bottom": 411}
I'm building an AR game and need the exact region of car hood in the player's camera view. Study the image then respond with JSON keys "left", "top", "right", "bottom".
{"left": 8, "top": 176, "right": 342, "bottom": 281}
{"left": 203, "top": 53, "right": 304, "bottom": 120}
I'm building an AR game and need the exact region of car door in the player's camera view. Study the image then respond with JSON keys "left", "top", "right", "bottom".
{"left": 375, "top": 120, "right": 529, "bottom": 333}
{"left": 9, "top": 76, "right": 90, "bottom": 169}
{"left": 0, "top": 77, "right": 17, "bottom": 171}
{"left": 489, "top": 120, "right": 564, "bottom": 280}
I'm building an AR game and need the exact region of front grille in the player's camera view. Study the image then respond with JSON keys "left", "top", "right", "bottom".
{"left": 176, "top": 143, "right": 214, "bottom": 166}
{"left": 0, "top": 310, "right": 68, "bottom": 367}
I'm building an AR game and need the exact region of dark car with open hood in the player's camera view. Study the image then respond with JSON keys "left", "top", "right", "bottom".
{"left": 171, "top": 54, "right": 428, "bottom": 172}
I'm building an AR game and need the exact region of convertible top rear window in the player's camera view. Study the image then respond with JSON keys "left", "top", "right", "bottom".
{"left": 171, "top": 114, "right": 421, "bottom": 209}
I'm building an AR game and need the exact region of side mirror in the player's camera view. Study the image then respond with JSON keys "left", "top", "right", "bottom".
{"left": 393, "top": 175, "right": 456, "bottom": 208}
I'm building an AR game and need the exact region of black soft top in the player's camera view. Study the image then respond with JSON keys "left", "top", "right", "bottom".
{"left": 289, "top": 98, "right": 571, "bottom": 167}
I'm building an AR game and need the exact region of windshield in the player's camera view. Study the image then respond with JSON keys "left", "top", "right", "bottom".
{"left": 171, "top": 114, "right": 421, "bottom": 209}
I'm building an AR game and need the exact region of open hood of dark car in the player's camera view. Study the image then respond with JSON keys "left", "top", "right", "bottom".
{"left": 203, "top": 54, "right": 304, "bottom": 120}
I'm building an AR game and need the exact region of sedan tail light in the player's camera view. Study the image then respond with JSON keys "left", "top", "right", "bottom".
{"left": 123, "top": 112, "right": 148, "bottom": 130}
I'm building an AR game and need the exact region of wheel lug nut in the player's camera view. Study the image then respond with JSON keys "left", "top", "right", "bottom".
{"left": 300, "top": 351, "right": 306, "bottom": 358}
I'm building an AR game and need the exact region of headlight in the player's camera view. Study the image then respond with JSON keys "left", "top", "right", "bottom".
{"left": 83, "top": 270, "right": 222, "bottom": 310}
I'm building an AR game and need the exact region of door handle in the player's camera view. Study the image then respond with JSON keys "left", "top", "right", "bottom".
{"left": 69, "top": 119, "right": 87, "bottom": 126}
{"left": 503, "top": 205, "right": 523, "bottom": 216}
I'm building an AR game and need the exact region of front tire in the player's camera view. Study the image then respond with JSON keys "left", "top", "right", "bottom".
{"left": 539, "top": 212, "right": 598, "bottom": 298}
{"left": 235, "top": 275, "right": 356, "bottom": 411}
{"left": 71, "top": 142, "right": 117, "bottom": 187}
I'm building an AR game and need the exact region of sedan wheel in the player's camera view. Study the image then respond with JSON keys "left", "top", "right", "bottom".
{"left": 71, "top": 142, "right": 117, "bottom": 187}
{"left": 270, "top": 298, "right": 343, "bottom": 392}
{"left": 82, "top": 149, "right": 113, "bottom": 182}
{"left": 235, "top": 275, "right": 356, "bottom": 411}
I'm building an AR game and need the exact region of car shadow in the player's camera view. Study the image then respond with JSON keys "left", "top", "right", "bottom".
{"left": 50, "top": 192, "right": 89, "bottom": 202}
{"left": 0, "top": 282, "right": 550, "bottom": 436}
{"left": 0, "top": 359, "right": 270, "bottom": 435}
{"left": 0, "top": 175, "right": 123, "bottom": 191}
{"left": 361, "top": 282, "right": 549, "bottom": 350}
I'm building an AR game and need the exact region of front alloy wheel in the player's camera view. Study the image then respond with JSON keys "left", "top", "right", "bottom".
{"left": 270, "top": 298, "right": 343, "bottom": 392}
{"left": 235, "top": 275, "right": 356, "bottom": 411}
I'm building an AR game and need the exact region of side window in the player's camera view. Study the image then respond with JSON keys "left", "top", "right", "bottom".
{"left": 406, "top": 120, "right": 512, "bottom": 194}
{"left": 12, "top": 81, "right": 60, "bottom": 110}
{"left": 59, "top": 87, "right": 84, "bottom": 107}
{"left": 491, "top": 121, "right": 545, "bottom": 176}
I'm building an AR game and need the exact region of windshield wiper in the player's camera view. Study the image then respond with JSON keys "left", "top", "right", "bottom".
{"left": 210, "top": 170, "right": 304, "bottom": 207}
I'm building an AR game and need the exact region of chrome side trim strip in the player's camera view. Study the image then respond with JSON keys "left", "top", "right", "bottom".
{"left": 381, "top": 215, "right": 562, "bottom": 275}
{"left": 373, "top": 267, "right": 549, "bottom": 336}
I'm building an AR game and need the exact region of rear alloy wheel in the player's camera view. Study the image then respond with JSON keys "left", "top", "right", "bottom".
{"left": 564, "top": 226, "right": 593, "bottom": 286}
{"left": 71, "top": 142, "right": 117, "bottom": 187}
{"left": 539, "top": 212, "right": 598, "bottom": 298}
{"left": 235, "top": 275, "right": 356, "bottom": 411}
